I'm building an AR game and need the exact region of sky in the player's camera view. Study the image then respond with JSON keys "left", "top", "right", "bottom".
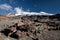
{"left": 0, "top": 0, "right": 60, "bottom": 15}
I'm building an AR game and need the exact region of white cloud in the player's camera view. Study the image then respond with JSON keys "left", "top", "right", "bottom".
{"left": 39, "top": 12, "right": 53, "bottom": 15}
{"left": 14, "top": 7, "right": 54, "bottom": 16}
{"left": 0, "top": 4, "right": 12, "bottom": 11}
{"left": 23, "top": 12, "right": 53, "bottom": 15}
{"left": 0, "top": 4, "right": 54, "bottom": 16}
{"left": 14, "top": 7, "right": 23, "bottom": 16}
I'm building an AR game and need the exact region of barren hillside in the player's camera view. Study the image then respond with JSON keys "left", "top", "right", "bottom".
{"left": 0, "top": 14, "right": 60, "bottom": 40}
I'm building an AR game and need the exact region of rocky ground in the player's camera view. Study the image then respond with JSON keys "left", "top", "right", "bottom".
{"left": 0, "top": 15, "right": 60, "bottom": 40}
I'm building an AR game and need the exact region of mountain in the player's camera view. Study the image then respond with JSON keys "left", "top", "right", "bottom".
{"left": 0, "top": 13, "right": 60, "bottom": 40}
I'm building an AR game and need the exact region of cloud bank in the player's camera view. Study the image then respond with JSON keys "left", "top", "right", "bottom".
{"left": 0, "top": 4, "right": 54, "bottom": 16}
{"left": 14, "top": 7, "right": 54, "bottom": 16}
{"left": 0, "top": 4, "right": 12, "bottom": 11}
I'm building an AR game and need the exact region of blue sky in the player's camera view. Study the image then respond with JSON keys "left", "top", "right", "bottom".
{"left": 0, "top": 0, "right": 60, "bottom": 14}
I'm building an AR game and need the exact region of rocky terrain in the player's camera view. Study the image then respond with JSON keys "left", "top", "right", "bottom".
{"left": 0, "top": 14, "right": 60, "bottom": 40}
